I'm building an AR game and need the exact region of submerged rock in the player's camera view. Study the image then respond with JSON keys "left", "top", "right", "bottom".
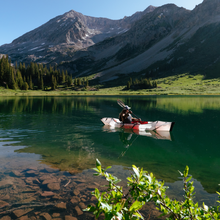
{"left": 24, "top": 177, "right": 38, "bottom": 185}
{"left": 13, "top": 208, "right": 34, "bottom": 218}
{"left": 73, "top": 189, "right": 80, "bottom": 196}
{"left": 18, "top": 215, "right": 29, "bottom": 220}
{"left": 41, "top": 177, "right": 60, "bottom": 185}
{"left": 79, "top": 202, "right": 86, "bottom": 209}
{"left": 74, "top": 206, "right": 83, "bottom": 216}
{"left": 52, "top": 213, "right": 60, "bottom": 218}
{"left": 0, "top": 216, "right": 12, "bottom": 220}
{"left": 70, "top": 196, "right": 80, "bottom": 204}
{"left": 26, "top": 170, "right": 38, "bottom": 175}
{"left": 40, "top": 191, "right": 55, "bottom": 197}
{"left": 39, "top": 212, "right": 52, "bottom": 220}
{"left": 10, "top": 170, "right": 23, "bottom": 177}
{"left": 47, "top": 182, "right": 60, "bottom": 191}
{"left": 65, "top": 216, "right": 78, "bottom": 220}
{"left": 86, "top": 184, "right": 97, "bottom": 190}
{"left": 0, "top": 200, "right": 9, "bottom": 208}
{"left": 0, "top": 177, "right": 14, "bottom": 189}
{"left": 55, "top": 202, "right": 67, "bottom": 210}
{"left": 0, "top": 195, "right": 10, "bottom": 200}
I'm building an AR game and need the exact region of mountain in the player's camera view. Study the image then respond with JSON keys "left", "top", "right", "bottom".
{"left": 0, "top": 6, "right": 155, "bottom": 64}
{"left": 1, "top": 0, "right": 220, "bottom": 84}
{"left": 74, "top": 0, "right": 220, "bottom": 82}
{"left": 62, "top": 4, "right": 190, "bottom": 82}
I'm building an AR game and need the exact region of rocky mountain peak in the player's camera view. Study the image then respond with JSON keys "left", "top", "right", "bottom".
{"left": 64, "top": 10, "right": 81, "bottom": 17}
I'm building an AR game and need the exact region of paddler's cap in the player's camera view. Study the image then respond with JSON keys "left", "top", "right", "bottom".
{"left": 124, "top": 105, "right": 131, "bottom": 110}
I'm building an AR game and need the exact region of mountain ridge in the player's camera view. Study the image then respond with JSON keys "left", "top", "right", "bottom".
{"left": 1, "top": 0, "right": 220, "bottom": 84}
{"left": 0, "top": 5, "right": 156, "bottom": 67}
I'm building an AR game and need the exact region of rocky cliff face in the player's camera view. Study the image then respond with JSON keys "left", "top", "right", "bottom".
{"left": 1, "top": 0, "right": 220, "bottom": 82}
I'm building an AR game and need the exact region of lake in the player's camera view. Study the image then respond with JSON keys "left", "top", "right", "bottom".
{"left": 0, "top": 96, "right": 220, "bottom": 219}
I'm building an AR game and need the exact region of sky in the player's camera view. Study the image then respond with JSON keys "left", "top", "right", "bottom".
{"left": 0, "top": 0, "right": 203, "bottom": 46}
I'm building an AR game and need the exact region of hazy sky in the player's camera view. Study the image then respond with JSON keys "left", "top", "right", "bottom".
{"left": 0, "top": 0, "right": 203, "bottom": 46}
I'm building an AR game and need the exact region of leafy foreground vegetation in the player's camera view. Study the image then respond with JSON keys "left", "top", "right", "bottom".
{"left": 84, "top": 159, "right": 220, "bottom": 220}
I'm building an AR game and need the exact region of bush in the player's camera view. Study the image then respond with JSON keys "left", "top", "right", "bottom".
{"left": 126, "top": 77, "right": 157, "bottom": 90}
{"left": 84, "top": 159, "right": 220, "bottom": 220}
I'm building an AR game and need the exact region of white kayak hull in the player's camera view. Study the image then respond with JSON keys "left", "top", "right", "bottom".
{"left": 101, "top": 118, "right": 174, "bottom": 132}
{"left": 102, "top": 125, "right": 172, "bottom": 141}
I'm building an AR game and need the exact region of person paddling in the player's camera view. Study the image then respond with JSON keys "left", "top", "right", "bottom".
{"left": 119, "top": 105, "right": 141, "bottom": 123}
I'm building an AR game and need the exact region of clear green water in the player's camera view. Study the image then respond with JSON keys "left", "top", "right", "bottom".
{"left": 0, "top": 96, "right": 220, "bottom": 206}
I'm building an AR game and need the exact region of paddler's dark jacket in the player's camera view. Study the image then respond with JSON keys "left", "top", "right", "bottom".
{"left": 119, "top": 109, "right": 132, "bottom": 123}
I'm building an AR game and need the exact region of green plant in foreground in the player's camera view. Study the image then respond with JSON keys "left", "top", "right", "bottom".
{"left": 84, "top": 159, "right": 220, "bottom": 220}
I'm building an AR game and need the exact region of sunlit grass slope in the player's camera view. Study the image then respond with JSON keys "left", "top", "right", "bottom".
{"left": 1, "top": 73, "right": 220, "bottom": 96}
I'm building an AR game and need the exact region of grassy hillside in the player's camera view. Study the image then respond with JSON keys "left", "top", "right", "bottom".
{"left": 1, "top": 73, "right": 220, "bottom": 96}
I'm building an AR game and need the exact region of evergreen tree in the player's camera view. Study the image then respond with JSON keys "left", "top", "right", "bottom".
{"left": 134, "top": 78, "right": 139, "bottom": 85}
{"left": 54, "top": 68, "right": 59, "bottom": 83}
{"left": 8, "top": 68, "right": 16, "bottom": 89}
{"left": 2, "top": 55, "right": 10, "bottom": 83}
{"left": 51, "top": 75, "right": 57, "bottom": 90}
{"left": 30, "top": 62, "right": 35, "bottom": 77}
{"left": 41, "top": 75, "right": 44, "bottom": 91}
{"left": 127, "top": 81, "right": 131, "bottom": 90}
{"left": 29, "top": 75, "right": 33, "bottom": 90}
{"left": 0, "top": 61, "right": 4, "bottom": 85}
{"left": 86, "top": 78, "right": 89, "bottom": 88}
{"left": 49, "top": 65, "right": 54, "bottom": 76}
{"left": 43, "top": 65, "right": 48, "bottom": 75}
{"left": 22, "top": 63, "right": 26, "bottom": 75}
{"left": 129, "top": 77, "right": 133, "bottom": 86}
{"left": 61, "top": 70, "right": 65, "bottom": 83}
{"left": 152, "top": 80, "right": 157, "bottom": 88}
{"left": 67, "top": 75, "right": 72, "bottom": 87}
{"left": 35, "top": 63, "right": 39, "bottom": 76}
{"left": 58, "top": 69, "right": 61, "bottom": 83}
{"left": 19, "top": 62, "right": 23, "bottom": 72}
{"left": 16, "top": 69, "right": 23, "bottom": 89}
{"left": 22, "top": 82, "right": 29, "bottom": 90}
{"left": 0, "top": 56, "right": 74, "bottom": 91}
{"left": 77, "top": 78, "right": 81, "bottom": 86}
{"left": 65, "top": 70, "right": 68, "bottom": 82}
{"left": 38, "top": 70, "right": 42, "bottom": 89}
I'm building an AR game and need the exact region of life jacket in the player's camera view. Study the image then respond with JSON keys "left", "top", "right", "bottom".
{"left": 119, "top": 110, "right": 131, "bottom": 123}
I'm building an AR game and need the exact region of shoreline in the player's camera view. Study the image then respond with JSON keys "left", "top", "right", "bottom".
{"left": 1, "top": 90, "right": 220, "bottom": 96}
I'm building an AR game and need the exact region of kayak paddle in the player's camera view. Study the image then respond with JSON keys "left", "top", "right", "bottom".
{"left": 117, "top": 99, "right": 141, "bottom": 120}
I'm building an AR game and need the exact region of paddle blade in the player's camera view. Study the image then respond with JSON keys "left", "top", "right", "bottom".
{"left": 117, "top": 99, "right": 126, "bottom": 108}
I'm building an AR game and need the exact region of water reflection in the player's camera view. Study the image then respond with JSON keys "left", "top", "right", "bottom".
{"left": 102, "top": 125, "right": 172, "bottom": 141}
{"left": 0, "top": 96, "right": 93, "bottom": 114}
{"left": 0, "top": 96, "right": 220, "bottom": 201}
{"left": 1, "top": 95, "right": 220, "bottom": 116}
{"left": 122, "top": 96, "right": 220, "bottom": 114}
